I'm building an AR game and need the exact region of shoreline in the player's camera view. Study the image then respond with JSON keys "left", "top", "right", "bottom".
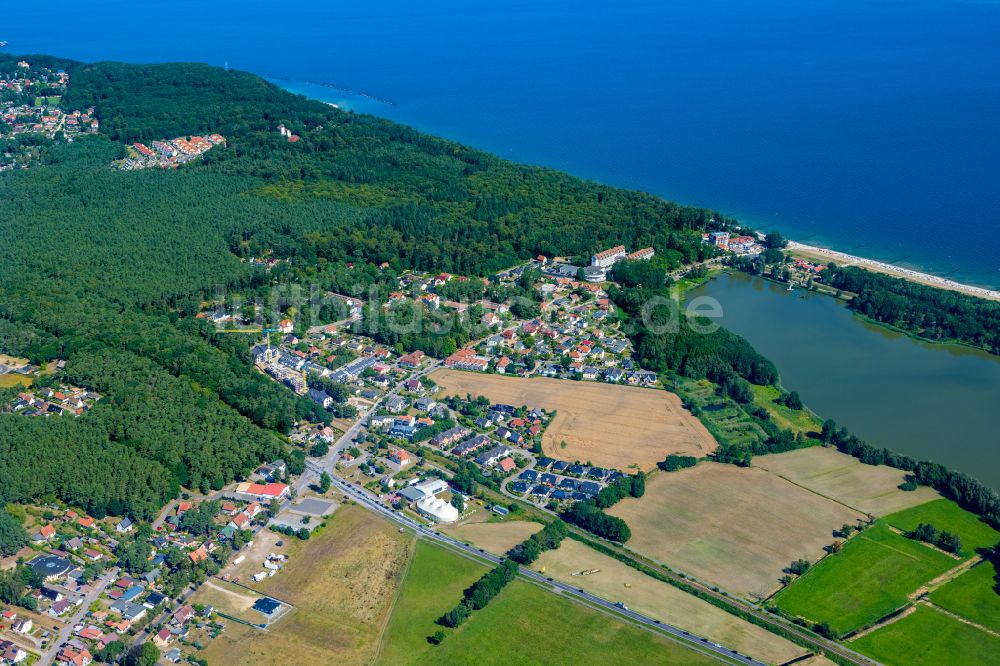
{"left": 786, "top": 241, "right": 1000, "bottom": 302}
{"left": 267, "top": 77, "right": 1000, "bottom": 304}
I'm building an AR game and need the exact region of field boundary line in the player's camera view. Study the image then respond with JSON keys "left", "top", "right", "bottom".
{"left": 756, "top": 467, "right": 871, "bottom": 516}
{"left": 368, "top": 534, "right": 418, "bottom": 666}
{"left": 920, "top": 600, "right": 1000, "bottom": 638}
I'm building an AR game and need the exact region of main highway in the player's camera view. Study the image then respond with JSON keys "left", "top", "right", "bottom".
{"left": 323, "top": 472, "right": 766, "bottom": 666}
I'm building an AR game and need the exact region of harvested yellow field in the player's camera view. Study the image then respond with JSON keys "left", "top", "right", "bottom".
{"left": 534, "top": 539, "right": 808, "bottom": 665}
{"left": 755, "top": 446, "right": 940, "bottom": 516}
{"left": 431, "top": 369, "right": 716, "bottom": 470}
{"left": 0, "top": 374, "right": 30, "bottom": 387}
{"left": 608, "top": 463, "right": 863, "bottom": 598}
{"left": 444, "top": 519, "right": 542, "bottom": 554}
{"left": 202, "top": 505, "right": 411, "bottom": 666}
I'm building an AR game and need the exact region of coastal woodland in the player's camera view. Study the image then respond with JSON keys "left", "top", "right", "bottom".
{"left": 825, "top": 266, "right": 1000, "bottom": 354}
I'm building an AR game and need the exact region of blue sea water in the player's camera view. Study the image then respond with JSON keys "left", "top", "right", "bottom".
{"left": 5, "top": 0, "right": 999, "bottom": 288}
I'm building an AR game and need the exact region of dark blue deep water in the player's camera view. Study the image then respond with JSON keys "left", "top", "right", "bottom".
{"left": 5, "top": 0, "right": 1000, "bottom": 287}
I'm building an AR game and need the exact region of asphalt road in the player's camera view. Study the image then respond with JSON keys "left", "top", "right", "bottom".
{"left": 327, "top": 474, "right": 766, "bottom": 666}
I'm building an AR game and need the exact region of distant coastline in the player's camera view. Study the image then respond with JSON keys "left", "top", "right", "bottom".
{"left": 787, "top": 241, "right": 1000, "bottom": 303}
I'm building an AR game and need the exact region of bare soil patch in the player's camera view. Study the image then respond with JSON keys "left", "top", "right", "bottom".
{"left": 431, "top": 369, "right": 715, "bottom": 470}
{"left": 608, "top": 463, "right": 863, "bottom": 598}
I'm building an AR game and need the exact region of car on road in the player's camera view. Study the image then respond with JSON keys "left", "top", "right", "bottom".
{"left": 614, "top": 602, "right": 628, "bottom": 610}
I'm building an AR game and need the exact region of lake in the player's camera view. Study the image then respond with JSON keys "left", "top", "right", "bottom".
{"left": 687, "top": 272, "right": 1000, "bottom": 490}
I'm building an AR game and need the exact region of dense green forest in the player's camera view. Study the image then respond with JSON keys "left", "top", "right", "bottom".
{"left": 825, "top": 266, "right": 1000, "bottom": 354}
{"left": 0, "top": 54, "right": 731, "bottom": 518}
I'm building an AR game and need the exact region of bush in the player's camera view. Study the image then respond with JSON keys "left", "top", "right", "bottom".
{"left": 658, "top": 455, "right": 698, "bottom": 472}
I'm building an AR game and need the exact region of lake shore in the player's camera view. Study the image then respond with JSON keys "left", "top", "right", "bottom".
{"left": 787, "top": 241, "right": 1000, "bottom": 302}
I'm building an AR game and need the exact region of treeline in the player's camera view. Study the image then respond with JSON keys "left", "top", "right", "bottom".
{"left": 657, "top": 455, "right": 698, "bottom": 472}
{"left": 64, "top": 349, "right": 285, "bottom": 492}
{"left": 0, "top": 508, "right": 28, "bottom": 557}
{"left": 907, "top": 523, "right": 962, "bottom": 555}
{"left": 0, "top": 414, "right": 173, "bottom": 519}
{"left": 437, "top": 559, "right": 519, "bottom": 628}
{"left": 560, "top": 473, "right": 645, "bottom": 543}
{"left": 507, "top": 520, "right": 568, "bottom": 565}
{"left": 825, "top": 266, "right": 1000, "bottom": 355}
{"left": 562, "top": 503, "right": 632, "bottom": 543}
{"left": 821, "top": 420, "right": 1000, "bottom": 529}
{"left": 610, "top": 285, "right": 778, "bottom": 387}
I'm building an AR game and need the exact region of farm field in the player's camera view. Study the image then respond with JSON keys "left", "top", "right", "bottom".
{"left": 851, "top": 605, "right": 1000, "bottom": 666}
{"left": 442, "top": 517, "right": 542, "bottom": 554}
{"left": 773, "top": 522, "right": 957, "bottom": 636}
{"left": 533, "top": 539, "right": 808, "bottom": 664}
{"left": 929, "top": 560, "right": 1000, "bottom": 633}
{"left": 754, "top": 446, "right": 940, "bottom": 516}
{"left": 883, "top": 498, "right": 1000, "bottom": 555}
{"left": 202, "top": 504, "right": 412, "bottom": 666}
{"left": 607, "top": 463, "right": 862, "bottom": 597}
{"left": 431, "top": 369, "right": 716, "bottom": 470}
{"left": 377, "top": 541, "right": 717, "bottom": 665}
{"left": 0, "top": 374, "right": 31, "bottom": 387}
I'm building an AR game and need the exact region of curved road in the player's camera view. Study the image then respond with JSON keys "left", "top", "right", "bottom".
{"left": 326, "top": 474, "right": 764, "bottom": 666}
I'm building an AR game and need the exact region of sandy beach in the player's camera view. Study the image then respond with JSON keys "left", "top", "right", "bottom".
{"left": 787, "top": 241, "right": 1000, "bottom": 302}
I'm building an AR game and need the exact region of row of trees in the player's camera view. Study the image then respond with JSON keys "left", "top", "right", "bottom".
{"left": 437, "top": 559, "right": 519, "bottom": 628}
{"left": 908, "top": 523, "right": 962, "bottom": 555}
{"left": 657, "top": 455, "right": 698, "bottom": 472}
{"left": 506, "top": 519, "right": 568, "bottom": 565}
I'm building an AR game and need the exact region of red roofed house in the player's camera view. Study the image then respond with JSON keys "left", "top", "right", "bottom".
{"left": 189, "top": 547, "right": 209, "bottom": 565}
{"left": 175, "top": 605, "right": 195, "bottom": 625}
{"left": 153, "top": 628, "right": 173, "bottom": 648}
{"left": 389, "top": 449, "right": 411, "bottom": 465}
{"left": 498, "top": 457, "right": 516, "bottom": 473}
{"left": 228, "top": 513, "right": 250, "bottom": 530}
{"left": 398, "top": 350, "right": 425, "bottom": 368}
{"left": 234, "top": 482, "right": 291, "bottom": 502}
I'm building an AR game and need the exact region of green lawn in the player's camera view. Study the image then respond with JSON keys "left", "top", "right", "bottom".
{"left": 851, "top": 605, "right": 1000, "bottom": 666}
{"left": 774, "top": 523, "right": 956, "bottom": 636}
{"left": 930, "top": 560, "right": 1000, "bottom": 633}
{"left": 0, "top": 374, "right": 31, "bottom": 387}
{"left": 749, "top": 384, "right": 822, "bottom": 435}
{"left": 670, "top": 377, "right": 768, "bottom": 449}
{"left": 377, "top": 541, "right": 715, "bottom": 665}
{"left": 377, "top": 540, "right": 488, "bottom": 663}
{"left": 884, "top": 499, "right": 1000, "bottom": 557}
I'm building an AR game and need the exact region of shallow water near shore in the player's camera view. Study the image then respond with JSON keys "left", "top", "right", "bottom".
{"left": 687, "top": 272, "right": 1000, "bottom": 490}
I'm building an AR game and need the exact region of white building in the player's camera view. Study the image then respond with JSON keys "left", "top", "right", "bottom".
{"left": 414, "top": 478, "right": 449, "bottom": 497}
{"left": 590, "top": 245, "right": 626, "bottom": 269}
{"left": 416, "top": 496, "right": 459, "bottom": 523}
